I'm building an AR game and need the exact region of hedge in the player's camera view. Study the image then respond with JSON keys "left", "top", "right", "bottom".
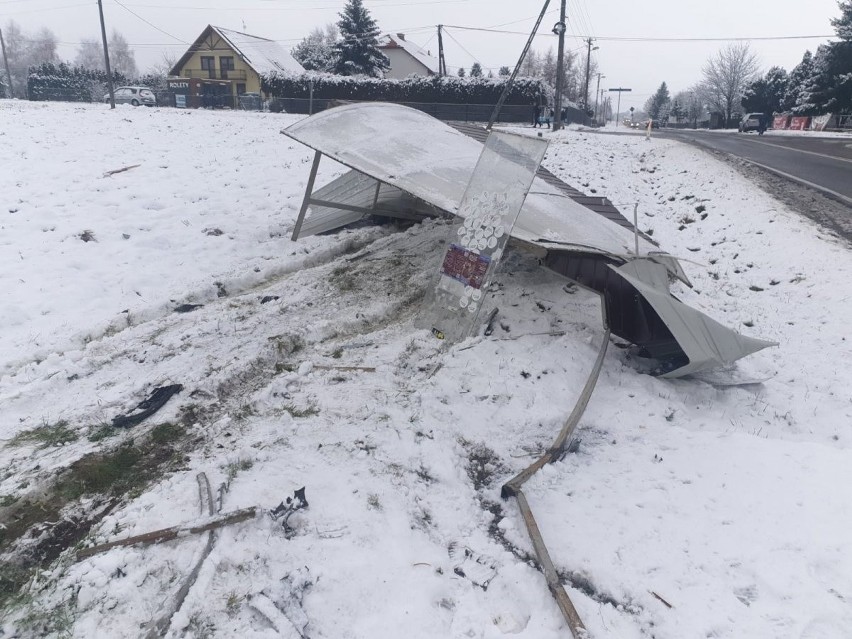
{"left": 27, "top": 63, "right": 128, "bottom": 103}
{"left": 261, "top": 72, "right": 553, "bottom": 105}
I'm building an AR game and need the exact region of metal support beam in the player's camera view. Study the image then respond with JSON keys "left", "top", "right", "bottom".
{"left": 291, "top": 150, "right": 322, "bottom": 241}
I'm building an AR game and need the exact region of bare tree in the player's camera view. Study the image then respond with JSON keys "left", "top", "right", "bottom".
{"left": 700, "top": 43, "right": 759, "bottom": 126}
{"left": 2, "top": 21, "right": 59, "bottom": 98}
{"left": 75, "top": 39, "right": 103, "bottom": 70}
{"left": 109, "top": 31, "right": 137, "bottom": 78}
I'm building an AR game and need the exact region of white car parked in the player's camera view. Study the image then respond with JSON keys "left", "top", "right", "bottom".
{"left": 104, "top": 86, "right": 157, "bottom": 107}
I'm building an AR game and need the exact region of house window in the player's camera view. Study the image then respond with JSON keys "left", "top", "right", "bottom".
{"left": 220, "top": 56, "right": 235, "bottom": 79}
{"left": 200, "top": 56, "right": 215, "bottom": 79}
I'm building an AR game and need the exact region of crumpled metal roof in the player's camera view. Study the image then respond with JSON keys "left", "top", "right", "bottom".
{"left": 281, "top": 102, "right": 776, "bottom": 378}
{"left": 282, "top": 102, "right": 655, "bottom": 259}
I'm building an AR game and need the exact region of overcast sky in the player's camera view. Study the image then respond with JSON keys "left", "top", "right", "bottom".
{"left": 2, "top": 0, "right": 843, "bottom": 110}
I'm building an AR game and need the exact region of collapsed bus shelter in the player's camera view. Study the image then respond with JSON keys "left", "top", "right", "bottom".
{"left": 282, "top": 102, "right": 775, "bottom": 378}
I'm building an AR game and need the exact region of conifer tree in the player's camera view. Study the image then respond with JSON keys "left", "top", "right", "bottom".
{"left": 470, "top": 62, "right": 483, "bottom": 77}
{"left": 333, "top": 0, "right": 390, "bottom": 77}
{"left": 644, "top": 82, "right": 671, "bottom": 120}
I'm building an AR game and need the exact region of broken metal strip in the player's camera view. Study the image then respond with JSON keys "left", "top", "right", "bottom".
{"left": 291, "top": 150, "right": 322, "bottom": 241}
{"left": 501, "top": 327, "right": 610, "bottom": 639}
{"left": 502, "top": 327, "right": 611, "bottom": 497}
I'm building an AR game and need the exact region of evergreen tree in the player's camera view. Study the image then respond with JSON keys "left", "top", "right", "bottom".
{"left": 457, "top": 67, "right": 466, "bottom": 77}
{"left": 742, "top": 66, "right": 788, "bottom": 115}
{"left": 334, "top": 0, "right": 390, "bottom": 77}
{"left": 498, "top": 66, "right": 510, "bottom": 76}
{"left": 832, "top": 0, "right": 852, "bottom": 40}
{"left": 470, "top": 62, "right": 483, "bottom": 77}
{"left": 782, "top": 50, "right": 812, "bottom": 111}
{"left": 644, "top": 82, "right": 671, "bottom": 120}
{"left": 292, "top": 24, "right": 339, "bottom": 72}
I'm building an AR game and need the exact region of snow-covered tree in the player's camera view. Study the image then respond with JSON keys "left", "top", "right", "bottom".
{"left": 292, "top": 23, "right": 339, "bottom": 72}
{"left": 644, "top": 81, "right": 671, "bottom": 120}
{"left": 333, "top": 0, "right": 389, "bottom": 77}
{"left": 470, "top": 62, "right": 482, "bottom": 77}
{"left": 73, "top": 31, "right": 136, "bottom": 78}
{"left": 782, "top": 50, "right": 812, "bottom": 112}
{"left": 498, "top": 66, "right": 510, "bottom": 76}
{"left": 673, "top": 87, "right": 706, "bottom": 128}
{"left": 795, "top": 41, "right": 852, "bottom": 115}
{"left": 108, "top": 31, "right": 137, "bottom": 78}
{"left": 742, "top": 66, "right": 788, "bottom": 115}
{"left": 74, "top": 39, "right": 102, "bottom": 70}
{"left": 832, "top": 0, "right": 852, "bottom": 40}
{"left": 700, "top": 43, "right": 759, "bottom": 125}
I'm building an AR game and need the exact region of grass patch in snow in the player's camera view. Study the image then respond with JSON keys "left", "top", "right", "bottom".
{"left": 0, "top": 422, "right": 191, "bottom": 609}
{"left": 9, "top": 420, "right": 78, "bottom": 449}
{"left": 282, "top": 403, "right": 319, "bottom": 418}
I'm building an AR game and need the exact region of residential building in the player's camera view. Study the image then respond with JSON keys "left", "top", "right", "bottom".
{"left": 168, "top": 24, "right": 304, "bottom": 108}
{"left": 378, "top": 34, "right": 439, "bottom": 79}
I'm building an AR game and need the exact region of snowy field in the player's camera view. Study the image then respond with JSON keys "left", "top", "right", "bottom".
{"left": 1, "top": 100, "right": 851, "bottom": 639}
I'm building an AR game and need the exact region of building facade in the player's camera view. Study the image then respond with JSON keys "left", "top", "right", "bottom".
{"left": 378, "top": 34, "right": 439, "bottom": 80}
{"left": 169, "top": 25, "right": 304, "bottom": 108}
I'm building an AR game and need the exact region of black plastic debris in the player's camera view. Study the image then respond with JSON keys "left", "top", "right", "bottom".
{"left": 269, "top": 487, "right": 308, "bottom": 537}
{"left": 112, "top": 384, "right": 184, "bottom": 428}
{"left": 174, "top": 304, "right": 203, "bottom": 313}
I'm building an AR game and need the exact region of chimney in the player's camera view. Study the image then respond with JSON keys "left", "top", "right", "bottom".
{"left": 396, "top": 33, "right": 406, "bottom": 41}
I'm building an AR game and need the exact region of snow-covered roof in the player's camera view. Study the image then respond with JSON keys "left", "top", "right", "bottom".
{"left": 213, "top": 26, "right": 304, "bottom": 76}
{"left": 378, "top": 34, "right": 439, "bottom": 74}
{"left": 171, "top": 25, "right": 304, "bottom": 78}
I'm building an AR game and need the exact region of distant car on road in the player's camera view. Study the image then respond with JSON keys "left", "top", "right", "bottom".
{"left": 738, "top": 113, "right": 764, "bottom": 133}
{"left": 104, "top": 86, "right": 157, "bottom": 107}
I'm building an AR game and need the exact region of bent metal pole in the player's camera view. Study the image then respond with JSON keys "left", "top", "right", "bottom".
{"left": 486, "top": 0, "right": 551, "bottom": 131}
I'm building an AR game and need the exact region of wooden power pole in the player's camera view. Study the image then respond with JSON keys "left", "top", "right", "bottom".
{"left": 551, "top": 0, "right": 567, "bottom": 132}
{"left": 437, "top": 25, "right": 447, "bottom": 76}
{"left": 98, "top": 0, "right": 115, "bottom": 109}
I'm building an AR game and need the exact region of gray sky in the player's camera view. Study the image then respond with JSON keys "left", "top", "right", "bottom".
{"left": 2, "top": 0, "right": 842, "bottom": 110}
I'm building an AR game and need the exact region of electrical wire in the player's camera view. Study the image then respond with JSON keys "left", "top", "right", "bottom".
{"left": 440, "top": 25, "right": 834, "bottom": 42}
{"left": 111, "top": 0, "right": 188, "bottom": 43}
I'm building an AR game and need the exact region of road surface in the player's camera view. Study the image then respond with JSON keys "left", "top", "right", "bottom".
{"left": 658, "top": 129, "right": 852, "bottom": 204}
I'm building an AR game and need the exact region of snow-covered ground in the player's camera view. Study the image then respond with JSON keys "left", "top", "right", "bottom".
{"left": 1, "top": 101, "right": 850, "bottom": 639}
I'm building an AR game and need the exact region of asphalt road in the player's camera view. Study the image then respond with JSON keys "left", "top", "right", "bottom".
{"left": 658, "top": 129, "right": 852, "bottom": 204}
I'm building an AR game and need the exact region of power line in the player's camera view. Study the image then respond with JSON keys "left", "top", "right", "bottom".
{"left": 439, "top": 25, "right": 834, "bottom": 42}
{"left": 111, "top": 0, "right": 188, "bottom": 43}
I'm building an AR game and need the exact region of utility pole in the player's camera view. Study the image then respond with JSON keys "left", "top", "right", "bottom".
{"left": 593, "top": 73, "right": 605, "bottom": 124}
{"left": 608, "top": 87, "right": 632, "bottom": 127}
{"left": 582, "top": 37, "right": 596, "bottom": 114}
{"left": 437, "top": 25, "right": 447, "bottom": 76}
{"left": 551, "top": 0, "right": 567, "bottom": 132}
{"left": 98, "top": 0, "right": 115, "bottom": 109}
{"left": 0, "top": 28, "right": 13, "bottom": 99}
